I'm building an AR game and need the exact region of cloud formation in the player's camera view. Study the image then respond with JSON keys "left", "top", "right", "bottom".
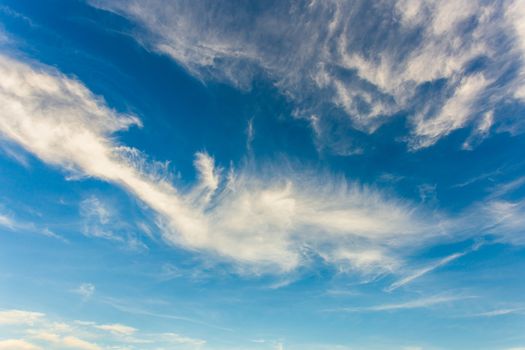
{"left": 1, "top": 52, "right": 523, "bottom": 277}
{"left": 0, "top": 309, "right": 204, "bottom": 350}
{"left": 90, "top": 0, "right": 525, "bottom": 151}
{"left": 0, "top": 310, "right": 44, "bottom": 326}
{"left": 0, "top": 53, "right": 441, "bottom": 274}
{"left": 0, "top": 339, "right": 41, "bottom": 350}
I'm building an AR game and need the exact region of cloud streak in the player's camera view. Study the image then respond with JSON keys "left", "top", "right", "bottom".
{"left": 386, "top": 242, "right": 484, "bottom": 292}
{"left": 386, "top": 252, "right": 467, "bottom": 292}
{"left": 329, "top": 295, "right": 469, "bottom": 313}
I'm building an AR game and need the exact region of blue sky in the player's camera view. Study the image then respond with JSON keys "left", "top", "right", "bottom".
{"left": 1, "top": 0, "right": 525, "bottom": 349}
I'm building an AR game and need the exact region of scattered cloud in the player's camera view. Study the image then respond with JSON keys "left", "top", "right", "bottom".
{"left": 0, "top": 213, "right": 16, "bottom": 230}
{"left": 0, "top": 339, "right": 41, "bottom": 350}
{"left": 73, "top": 283, "right": 96, "bottom": 300}
{"left": 94, "top": 323, "right": 137, "bottom": 336}
{"left": 0, "top": 310, "right": 44, "bottom": 325}
{"left": 0, "top": 209, "right": 67, "bottom": 242}
{"left": 28, "top": 330, "right": 103, "bottom": 350}
{"left": 162, "top": 333, "right": 206, "bottom": 347}
{"left": 79, "top": 196, "right": 121, "bottom": 241}
{"left": 1, "top": 308, "right": 205, "bottom": 350}
{"left": 61, "top": 336, "right": 102, "bottom": 350}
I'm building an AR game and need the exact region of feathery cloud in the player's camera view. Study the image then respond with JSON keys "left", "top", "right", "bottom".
{"left": 90, "top": 0, "right": 525, "bottom": 150}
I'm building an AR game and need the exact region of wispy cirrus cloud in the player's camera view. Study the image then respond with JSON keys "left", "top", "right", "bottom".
{"left": 468, "top": 307, "right": 525, "bottom": 318}
{"left": 328, "top": 295, "right": 470, "bottom": 313}
{"left": 385, "top": 242, "right": 484, "bottom": 292}
{"left": 0, "top": 208, "right": 67, "bottom": 242}
{"left": 385, "top": 252, "right": 467, "bottom": 292}
{"left": 90, "top": 0, "right": 525, "bottom": 152}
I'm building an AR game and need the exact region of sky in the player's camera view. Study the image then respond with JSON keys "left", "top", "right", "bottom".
{"left": 1, "top": 0, "right": 525, "bottom": 349}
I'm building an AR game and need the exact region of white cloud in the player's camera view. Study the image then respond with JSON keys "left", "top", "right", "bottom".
{"left": 0, "top": 213, "right": 16, "bottom": 229}
{"left": 89, "top": 0, "right": 525, "bottom": 150}
{"left": 80, "top": 196, "right": 111, "bottom": 225}
{"left": 189, "top": 151, "right": 221, "bottom": 206}
{"left": 79, "top": 195, "right": 148, "bottom": 250}
{"left": 385, "top": 243, "right": 482, "bottom": 292}
{"left": 480, "top": 199, "right": 525, "bottom": 245}
{"left": 29, "top": 331, "right": 61, "bottom": 343}
{"left": 386, "top": 252, "right": 465, "bottom": 292}
{"left": 5, "top": 308, "right": 206, "bottom": 350}
{"left": 505, "top": 0, "right": 525, "bottom": 101}
{"left": 0, "top": 142, "right": 30, "bottom": 167}
{"left": 2, "top": 53, "right": 523, "bottom": 277}
{"left": 73, "top": 283, "right": 96, "bottom": 300}
{"left": 0, "top": 53, "right": 440, "bottom": 274}
{"left": 62, "top": 336, "right": 102, "bottom": 350}
{"left": 79, "top": 196, "right": 121, "bottom": 241}
{"left": 5, "top": 48, "right": 525, "bottom": 283}
{"left": 331, "top": 295, "right": 468, "bottom": 313}
{"left": 95, "top": 323, "right": 137, "bottom": 336}
{"left": 29, "top": 330, "right": 102, "bottom": 350}
{"left": 0, "top": 209, "right": 67, "bottom": 242}
{"left": 0, "top": 310, "right": 44, "bottom": 325}
{"left": 469, "top": 307, "right": 525, "bottom": 317}
{"left": 411, "top": 74, "right": 491, "bottom": 149}
{"left": 162, "top": 333, "right": 206, "bottom": 347}
{"left": 0, "top": 339, "right": 41, "bottom": 350}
